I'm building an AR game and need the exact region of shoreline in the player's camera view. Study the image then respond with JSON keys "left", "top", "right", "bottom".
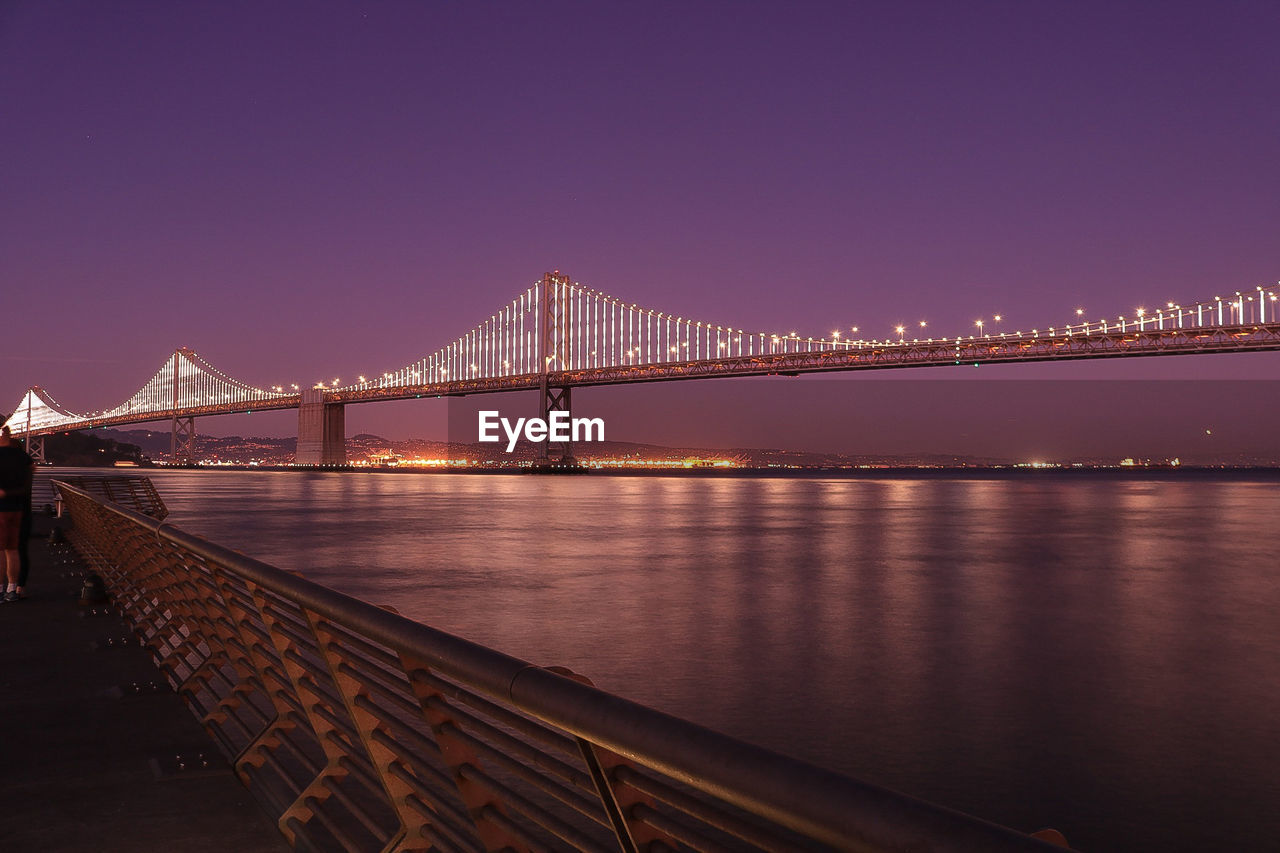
{"left": 39, "top": 463, "right": 1280, "bottom": 480}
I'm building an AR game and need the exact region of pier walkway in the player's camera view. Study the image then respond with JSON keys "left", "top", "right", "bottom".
{"left": 0, "top": 511, "right": 286, "bottom": 852}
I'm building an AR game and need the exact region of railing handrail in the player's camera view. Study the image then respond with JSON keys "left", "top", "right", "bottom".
{"left": 50, "top": 474, "right": 169, "bottom": 519}
{"left": 54, "top": 479, "right": 1068, "bottom": 851}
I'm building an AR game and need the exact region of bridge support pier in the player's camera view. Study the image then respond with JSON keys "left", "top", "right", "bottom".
{"left": 296, "top": 389, "right": 346, "bottom": 466}
{"left": 536, "top": 270, "right": 577, "bottom": 467}
{"left": 171, "top": 416, "right": 196, "bottom": 465}
{"left": 25, "top": 434, "right": 46, "bottom": 465}
{"left": 539, "top": 385, "right": 573, "bottom": 463}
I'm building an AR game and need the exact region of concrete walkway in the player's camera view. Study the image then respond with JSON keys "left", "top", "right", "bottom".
{"left": 0, "top": 513, "right": 288, "bottom": 853}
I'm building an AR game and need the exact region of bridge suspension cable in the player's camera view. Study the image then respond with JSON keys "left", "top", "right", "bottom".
{"left": 339, "top": 278, "right": 1280, "bottom": 392}
{"left": 2, "top": 348, "right": 291, "bottom": 435}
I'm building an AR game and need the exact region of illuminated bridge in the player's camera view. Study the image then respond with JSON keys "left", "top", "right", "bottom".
{"left": 5, "top": 272, "right": 1279, "bottom": 464}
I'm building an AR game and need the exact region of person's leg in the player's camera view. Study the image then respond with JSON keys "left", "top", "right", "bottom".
{"left": 17, "top": 504, "right": 31, "bottom": 595}
{"left": 1, "top": 512, "right": 20, "bottom": 600}
{"left": 2, "top": 551, "right": 17, "bottom": 600}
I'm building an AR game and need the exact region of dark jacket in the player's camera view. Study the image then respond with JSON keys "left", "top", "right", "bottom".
{"left": 0, "top": 444, "right": 33, "bottom": 511}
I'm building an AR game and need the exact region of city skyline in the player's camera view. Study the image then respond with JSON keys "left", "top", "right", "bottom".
{"left": 3, "top": 1, "right": 1279, "bottom": 442}
{"left": 19, "top": 377, "right": 1280, "bottom": 467}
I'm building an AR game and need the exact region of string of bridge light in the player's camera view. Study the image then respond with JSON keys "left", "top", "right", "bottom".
{"left": 948, "top": 287, "right": 1278, "bottom": 346}
{"left": 832, "top": 286, "right": 1279, "bottom": 347}
{"left": 337, "top": 282, "right": 1280, "bottom": 387}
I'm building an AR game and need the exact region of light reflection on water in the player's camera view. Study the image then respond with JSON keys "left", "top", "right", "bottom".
{"left": 60, "top": 468, "right": 1280, "bottom": 851}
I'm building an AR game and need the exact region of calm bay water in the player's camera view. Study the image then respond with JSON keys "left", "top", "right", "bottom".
{"left": 52, "top": 468, "right": 1280, "bottom": 851}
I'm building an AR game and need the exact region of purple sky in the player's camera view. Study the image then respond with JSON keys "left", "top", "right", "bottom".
{"left": 3, "top": 1, "right": 1278, "bottom": 442}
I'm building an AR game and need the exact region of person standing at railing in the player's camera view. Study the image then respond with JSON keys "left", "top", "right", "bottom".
{"left": 0, "top": 425, "right": 33, "bottom": 602}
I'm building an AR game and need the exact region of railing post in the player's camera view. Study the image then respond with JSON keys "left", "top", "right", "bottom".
{"left": 306, "top": 612, "right": 433, "bottom": 852}
{"left": 547, "top": 667, "right": 680, "bottom": 853}
{"left": 125, "top": 538, "right": 211, "bottom": 684}
{"left": 172, "top": 567, "right": 265, "bottom": 726}
{"left": 399, "top": 653, "right": 532, "bottom": 852}
{"left": 208, "top": 574, "right": 308, "bottom": 800}
{"left": 250, "top": 587, "right": 355, "bottom": 847}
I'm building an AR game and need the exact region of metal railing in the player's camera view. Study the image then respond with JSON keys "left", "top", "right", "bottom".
{"left": 56, "top": 480, "right": 1069, "bottom": 852}
{"left": 51, "top": 474, "right": 169, "bottom": 519}
{"left": 31, "top": 472, "right": 60, "bottom": 510}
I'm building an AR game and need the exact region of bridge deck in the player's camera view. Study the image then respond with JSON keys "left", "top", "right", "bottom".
{"left": 0, "top": 511, "right": 286, "bottom": 852}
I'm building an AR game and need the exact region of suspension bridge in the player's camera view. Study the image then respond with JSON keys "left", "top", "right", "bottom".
{"left": 5, "top": 272, "right": 1279, "bottom": 464}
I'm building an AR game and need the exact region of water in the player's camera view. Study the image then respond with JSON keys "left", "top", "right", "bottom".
{"left": 47, "top": 468, "right": 1280, "bottom": 851}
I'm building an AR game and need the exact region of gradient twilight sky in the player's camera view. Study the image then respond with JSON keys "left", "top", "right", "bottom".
{"left": 2, "top": 1, "right": 1278, "bottom": 441}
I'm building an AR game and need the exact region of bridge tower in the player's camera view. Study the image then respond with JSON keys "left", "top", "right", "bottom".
{"left": 170, "top": 417, "right": 196, "bottom": 464}
{"left": 539, "top": 271, "right": 574, "bottom": 464}
{"left": 167, "top": 349, "right": 198, "bottom": 465}
{"left": 22, "top": 391, "right": 46, "bottom": 464}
